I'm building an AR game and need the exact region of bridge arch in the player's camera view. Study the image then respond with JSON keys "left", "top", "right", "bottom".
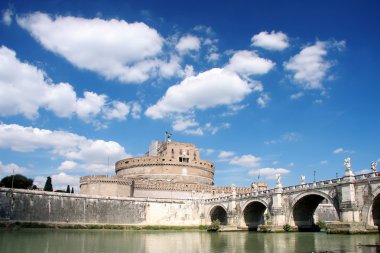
{"left": 290, "top": 190, "right": 339, "bottom": 231}
{"left": 242, "top": 200, "right": 268, "bottom": 231}
{"left": 366, "top": 187, "right": 380, "bottom": 230}
{"left": 208, "top": 204, "right": 227, "bottom": 225}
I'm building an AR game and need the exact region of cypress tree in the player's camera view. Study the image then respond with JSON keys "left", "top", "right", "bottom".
{"left": 66, "top": 185, "right": 70, "bottom": 193}
{"left": 71, "top": 187, "right": 74, "bottom": 194}
{"left": 43, "top": 176, "right": 53, "bottom": 191}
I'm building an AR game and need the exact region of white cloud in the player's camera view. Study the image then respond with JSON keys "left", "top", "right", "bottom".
{"left": 171, "top": 115, "right": 230, "bottom": 136}
{"left": 175, "top": 35, "right": 201, "bottom": 54}
{"left": 158, "top": 55, "right": 182, "bottom": 78}
{"left": 183, "top": 128, "right": 204, "bottom": 136}
{"left": 102, "top": 101, "right": 130, "bottom": 121}
{"left": 0, "top": 46, "right": 138, "bottom": 124}
{"left": 0, "top": 161, "right": 29, "bottom": 178}
{"left": 248, "top": 167, "right": 290, "bottom": 180}
{"left": 32, "top": 176, "right": 47, "bottom": 189}
{"left": 172, "top": 116, "right": 199, "bottom": 132}
{"left": 2, "top": 8, "right": 13, "bottom": 26}
{"left": 320, "top": 160, "right": 328, "bottom": 165}
{"left": 76, "top": 92, "right": 106, "bottom": 121}
{"left": 183, "top": 65, "right": 195, "bottom": 77}
{"left": 58, "top": 161, "right": 78, "bottom": 171}
{"left": 193, "top": 25, "right": 214, "bottom": 36}
{"left": 207, "top": 52, "right": 220, "bottom": 62}
{"left": 34, "top": 172, "right": 80, "bottom": 191}
{"left": 251, "top": 31, "right": 289, "bottom": 51}
{"left": 333, "top": 148, "right": 354, "bottom": 154}
{"left": 130, "top": 102, "right": 142, "bottom": 119}
{"left": 0, "top": 123, "right": 128, "bottom": 174}
{"left": 284, "top": 41, "right": 344, "bottom": 89}
{"left": 218, "top": 151, "right": 235, "bottom": 160}
{"left": 145, "top": 68, "right": 252, "bottom": 119}
{"left": 17, "top": 12, "right": 164, "bottom": 83}
{"left": 204, "top": 122, "right": 230, "bottom": 135}
{"left": 202, "top": 149, "right": 215, "bottom": 156}
{"left": 225, "top": 50, "right": 275, "bottom": 76}
{"left": 52, "top": 172, "right": 80, "bottom": 190}
{"left": 230, "top": 154, "right": 261, "bottom": 168}
{"left": 257, "top": 93, "right": 271, "bottom": 108}
{"left": 290, "top": 92, "right": 304, "bottom": 100}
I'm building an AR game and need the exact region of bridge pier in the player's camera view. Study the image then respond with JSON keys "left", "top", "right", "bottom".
{"left": 327, "top": 173, "right": 367, "bottom": 233}
{"left": 271, "top": 186, "right": 286, "bottom": 226}
{"left": 258, "top": 181, "right": 286, "bottom": 232}
{"left": 339, "top": 174, "right": 360, "bottom": 222}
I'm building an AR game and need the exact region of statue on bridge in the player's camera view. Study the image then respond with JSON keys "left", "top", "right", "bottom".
{"left": 301, "top": 175, "right": 306, "bottom": 185}
{"left": 276, "top": 174, "right": 282, "bottom": 187}
{"left": 371, "top": 161, "right": 377, "bottom": 172}
{"left": 344, "top": 157, "right": 354, "bottom": 176}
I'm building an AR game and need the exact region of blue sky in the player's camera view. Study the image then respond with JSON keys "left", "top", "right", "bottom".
{"left": 0, "top": 0, "right": 379, "bottom": 190}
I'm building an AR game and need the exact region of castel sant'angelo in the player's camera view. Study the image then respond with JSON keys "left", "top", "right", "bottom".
{"left": 80, "top": 134, "right": 267, "bottom": 199}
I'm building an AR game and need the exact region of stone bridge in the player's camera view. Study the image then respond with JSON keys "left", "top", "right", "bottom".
{"left": 203, "top": 171, "right": 380, "bottom": 232}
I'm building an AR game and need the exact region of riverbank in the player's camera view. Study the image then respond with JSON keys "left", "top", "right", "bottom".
{"left": 0, "top": 221, "right": 208, "bottom": 231}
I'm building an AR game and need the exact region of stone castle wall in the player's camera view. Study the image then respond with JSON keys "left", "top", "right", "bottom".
{"left": 80, "top": 175, "right": 253, "bottom": 199}
{"left": 0, "top": 188, "right": 204, "bottom": 226}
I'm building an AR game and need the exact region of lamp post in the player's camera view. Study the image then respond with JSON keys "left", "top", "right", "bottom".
{"left": 10, "top": 167, "right": 16, "bottom": 190}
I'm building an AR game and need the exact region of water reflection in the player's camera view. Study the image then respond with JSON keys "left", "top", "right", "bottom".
{"left": 0, "top": 230, "right": 379, "bottom": 253}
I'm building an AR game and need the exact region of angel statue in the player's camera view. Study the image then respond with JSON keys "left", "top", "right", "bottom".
{"left": 301, "top": 175, "right": 306, "bottom": 185}
{"left": 344, "top": 157, "right": 351, "bottom": 172}
{"left": 276, "top": 174, "right": 282, "bottom": 186}
{"left": 371, "top": 161, "right": 377, "bottom": 172}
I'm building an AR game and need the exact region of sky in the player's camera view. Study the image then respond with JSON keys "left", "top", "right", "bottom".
{"left": 0, "top": 0, "right": 379, "bottom": 191}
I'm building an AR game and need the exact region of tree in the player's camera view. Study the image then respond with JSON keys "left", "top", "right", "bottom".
{"left": 66, "top": 185, "right": 70, "bottom": 193}
{"left": 0, "top": 174, "right": 33, "bottom": 189}
{"left": 43, "top": 176, "right": 53, "bottom": 191}
{"left": 71, "top": 187, "right": 74, "bottom": 194}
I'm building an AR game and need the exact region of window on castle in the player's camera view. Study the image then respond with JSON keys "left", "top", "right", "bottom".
{"left": 179, "top": 157, "right": 189, "bottom": 163}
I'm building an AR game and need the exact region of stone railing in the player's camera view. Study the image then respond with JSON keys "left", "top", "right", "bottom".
{"left": 354, "top": 172, "right": 378, "bottom": 180}
{"left": 204, "top": 172, "right": 380, "bottom": 202}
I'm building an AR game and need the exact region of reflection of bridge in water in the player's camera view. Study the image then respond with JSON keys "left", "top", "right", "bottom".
{"left": 205, "top": 171, "right": 380, "bottom": 232}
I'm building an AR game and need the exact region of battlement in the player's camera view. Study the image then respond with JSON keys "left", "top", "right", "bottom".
{"left": 116, "top": 157, "right": 214, "bottom": 173}
{"left": 80, "top": 175, "right": 132, "bottom": 185}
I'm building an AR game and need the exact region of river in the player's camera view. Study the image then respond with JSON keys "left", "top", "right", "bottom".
{"left": 1, "top": 230, "right": 379, "bottom": 253}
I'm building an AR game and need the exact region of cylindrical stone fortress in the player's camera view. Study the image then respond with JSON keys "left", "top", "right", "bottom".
{"left": 115, "top": 141, "right": 215, "bottom": 185}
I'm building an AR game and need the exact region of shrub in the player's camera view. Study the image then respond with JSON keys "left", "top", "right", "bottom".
{"left": 317, "top": 220, "right": 326, "bottom": 230}
{"left": 207, "top": 219, "right": 221, "bottom": 232}
{"left": 283, "top": 224, "right": 291, "bottom": 232}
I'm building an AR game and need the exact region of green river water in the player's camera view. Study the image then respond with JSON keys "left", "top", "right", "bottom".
{"left": 1, "top": 230, "right": 379, "bottom": 253}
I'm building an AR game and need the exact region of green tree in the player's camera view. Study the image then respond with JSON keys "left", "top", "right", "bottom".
{"left": 71, "top": 187, "right": 74, "bottom": 194}
{"left": 66, "top": 185, "right": 70, "bottom": 193}
{"left": 0, "top": 174, "right": 33, "bottom": 189}
{"left": 43, "top": 176, "right": 53, "bottom": 191}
